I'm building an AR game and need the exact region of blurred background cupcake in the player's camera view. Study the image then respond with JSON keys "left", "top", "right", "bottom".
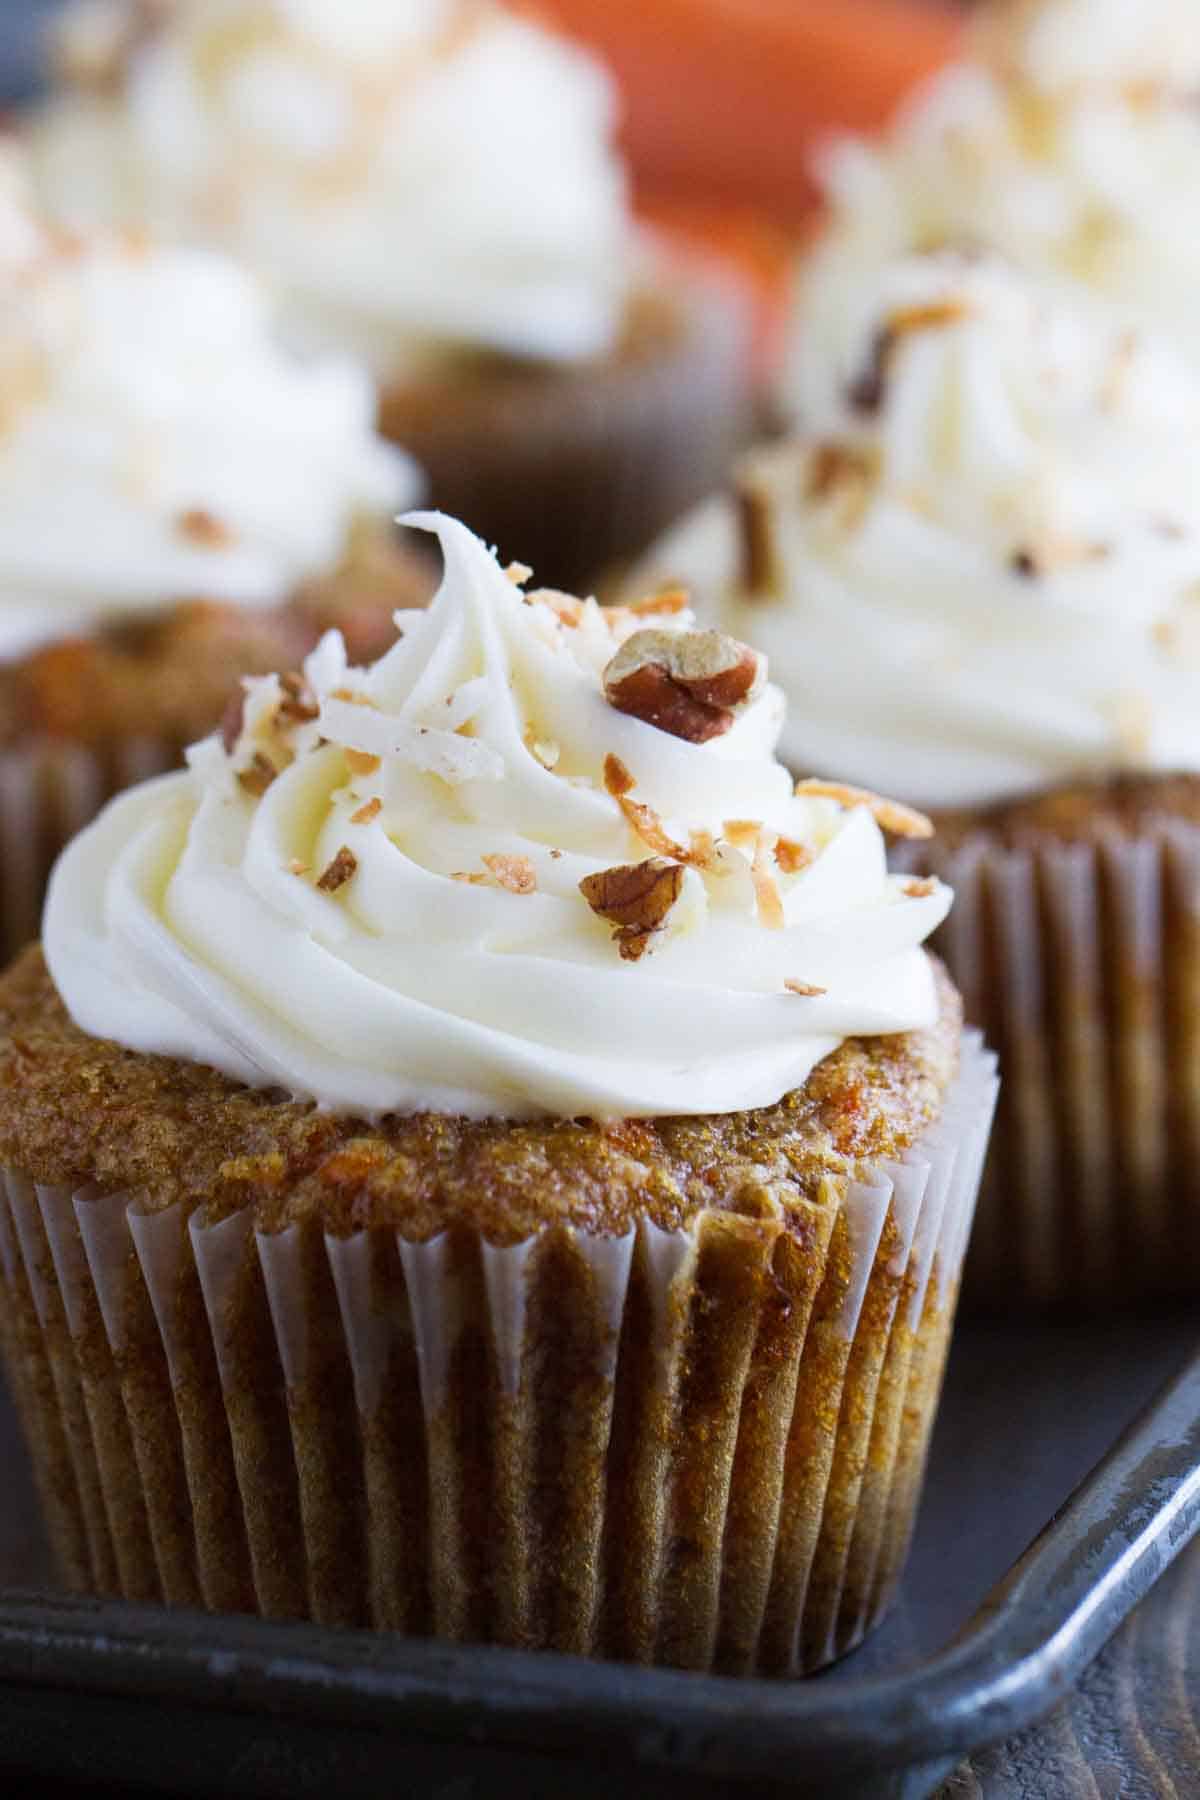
{"left": 633, "top": 248, "right": 1200, "bottom": 1308}
{"left": 782, "top": 0, "right": 1200, "bottom": 413}
{"left": 0, "top": 148, "right": 423, "bottom": 957}
{"left": 23, "top": 0, "right": 762, "bottom": 592}
{"left": 0, "top": 510, "right": 994, "bottom": 1672}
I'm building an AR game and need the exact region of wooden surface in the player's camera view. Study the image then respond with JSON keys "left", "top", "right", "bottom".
{"left": 941, "top": 1536, "right": 1200, "bottom": 1797}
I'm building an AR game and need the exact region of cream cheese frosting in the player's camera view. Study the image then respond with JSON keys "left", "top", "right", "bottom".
{"left": 43, "top": 512, "right": 950, "bottom": 1122}
{"left": 29, "top": 0, "right": 632, "bottom": 372}
{"left": 635, "top": 252, "right": 1200, "bottom": 810}
{"left": 0, "top": 188, "right": 416, "bottom": 660}
{"left": 782, "top": 0, "right": 1200, "bottom": 398}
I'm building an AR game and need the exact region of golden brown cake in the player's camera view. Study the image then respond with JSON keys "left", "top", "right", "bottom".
{"left": 0, "top": 516, "right": 995, "bottom": 1674}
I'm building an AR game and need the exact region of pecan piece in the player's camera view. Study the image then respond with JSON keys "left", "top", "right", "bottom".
{"left": 277, "top": 670, "right": 320, "bottom": 726}
{"left": 177, "top": 507, "right": 232, "bottom": 548}
{"left": 603, "top": 628, "right": 765, "bottom": 743}
{"left": 316, "top": 846, "right": 358, "bottom": 893}
{"left": 580, "top": 859, "right": 685, "bottom": 961}
{"left": 236, "top": 752, "right": 277, "bottom": 797}
{"left": 847, "top": 298, "right": 970, "bottom": 415}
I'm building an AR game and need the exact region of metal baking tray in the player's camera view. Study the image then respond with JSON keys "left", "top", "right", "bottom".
{"left": 0, "top": 1314, "right": 1197, "bottom": 1800}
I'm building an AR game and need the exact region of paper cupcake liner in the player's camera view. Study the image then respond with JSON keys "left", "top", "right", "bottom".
{"left": 0, "top": 1036, "right": 995, "bottom": 1676}
{"left": 905, "top": 823, "right": 1200, "bottom": 1307}
{"left": 379, "top": 278, "right": 752, "bottom": 595}
{"left": 0, "top": 734, "right": 183, "bottom": 967}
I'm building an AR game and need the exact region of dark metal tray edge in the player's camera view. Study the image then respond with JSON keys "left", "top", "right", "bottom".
{"left": 0, "top": 1341, "right": 1197, "bottom": 1796}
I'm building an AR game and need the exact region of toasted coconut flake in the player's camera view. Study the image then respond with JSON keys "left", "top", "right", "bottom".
{"left": 628, "top": 585, "right": 690, "bottom": 618}
{"left": 482, "top": 853, "right": 537, "bottom": 895}
{"left": 316, "top": 846, "right": 358, "bottom": 893}
{"left": 848, "top": 298, "right": 969, "bottom": 414}
{"left": 351, "top": 797, "right": 382, "bottom": 825}
{"left": 603, "top": 753, "right": 636, "bottom": 798}
{"left": 236, "top": 752, "right": 277, "bottom": 798}
{"left": 776, "top": 836, "right": 812, "bottom": 874}
{"left": 784, "top": 979, "right": 827, "bottom": 997}
{"left": 751, "top": 830, "right": 785, "bottom": 929}
{"left": 504, "top": 561, "right": 533, "bottom": 585}
{"left": 332, "top": 687, "right": 377, "bottom": 708}
{"left": 287, "top": 858, "right": 309, "bottom": 876}
{"left": 795, "top": 778, "right": 934, "bottom": 840}
{"left": 723, "top": 818, "right": 763, "bottom": 847}
{"left": 345, "top": 748, "right": 382, "bottom": 776}
{"left": 735, "top": 476, "right": 778, "bottom": 595}
{"left": 451, "top": 871, "right": 490, "bottom": 885}
{"left": 688, "top": 828, "right": 718, "bottom": 868}
{"left": 902, "top": 876, "right": 939, "bottom": 898}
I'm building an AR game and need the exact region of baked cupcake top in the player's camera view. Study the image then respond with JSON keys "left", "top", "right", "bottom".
{"left": 43, "top": 512, "right": 949, "bottom": 1123}
{"left": 29, "top": 0, "right": 631, "bottom": 373}
{"left": 0, "top": 153, "right": 415, "bottom": 660}
{"left": 781, "top": 0, "right": 1200, "bottom": 388}
{"left": 636, "top": 251, "right": 1200, "bottom": 810}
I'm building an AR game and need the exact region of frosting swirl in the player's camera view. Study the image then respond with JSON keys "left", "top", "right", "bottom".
{"left": 29, "top": 0, "right": 632, "bottom": 371}
{"left": 782, "top": 0, "right": 1200, "bottom": 388}
{"left": 44, "top": 512, "right": 950, "bottom": 1122}
{"left": 636, "top": 252, "right": 1200, "bottom": 810}
{"left": 0, "top": 187, "right": 416, "bottom": 660}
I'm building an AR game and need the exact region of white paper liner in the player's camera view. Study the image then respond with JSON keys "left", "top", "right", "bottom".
{"left": 0, "top": 735, "right": 180, "bottom": 964}
{"left": 908, "top": 822, "right": 1200, "bottom": 1305}
{"left": 0, "top": 1034, "right": 996, "bottom": 1675}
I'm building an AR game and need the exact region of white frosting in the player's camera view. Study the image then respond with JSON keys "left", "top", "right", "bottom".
{"left": 637, "top": 254, "right": 1200, "bottom": 810}
{"left": 0, "top": 208, "right": 416, "bottom": 660}
{"left": 783, "top": 1, "right": 1200, "bottom": 392}
{"left": 43, "top": 512, "right": 950, "bottom": 1123}
{"left": 29, "top": 0, "right": 632, "bottom": 371}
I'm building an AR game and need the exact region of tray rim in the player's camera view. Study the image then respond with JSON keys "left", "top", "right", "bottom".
{"left": 0, "top": 1339, "right": 1197, "bottom": 1790}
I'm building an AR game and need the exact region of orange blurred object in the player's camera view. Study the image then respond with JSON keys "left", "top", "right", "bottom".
{"left": 525, "top": 0, "right": 962, "bottom": 225}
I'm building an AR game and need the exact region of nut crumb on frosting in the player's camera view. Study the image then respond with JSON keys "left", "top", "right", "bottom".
{"left": 316, "top": 846, "right": 358, "bottom": 893}
{"left": 784, "top": 979, "right": 827, "bottom": 997}
{"left": 579, "top": 859, "right": 685, "bottom": 961}
{"left": 287, "top": 858, "right": 308, "bottom": 876}
{"left": 350, "top": 796, "right": 382, "bottom": 825}
{"left": 603, "top": 627, "right": 765, "bottom": 743}
{"left": 177, "top": 507, "right": 232, "bottom": 548}
{"left": 902, "top": 877, "right": 938, "bottom": 898}
{"left": 236, "top": 752, "right": 277, "bottom": 797}
{"left": 805, "top": 443, "right": 881, "bottom": 532}
{"left": 795, "top": 778, "right": 934, "bottom": 840}
{"left": 776, "top": 836, "right": 812, "bottom": 874}
{"left": 277, "top": 670, "right": 320, "bottom": 726}
{"left": 345, "top": 748, "right": 381, "bottom": 776}
{"left": 848, "top": 299, "right": 970, "bottom": 415}
{"left": 481, "top": 853, "right": 537, "bottom": 894}
{"left": 751, "top": 830, "right": 785, "bottom": 930}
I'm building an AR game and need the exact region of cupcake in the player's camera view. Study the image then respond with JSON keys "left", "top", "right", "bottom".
{"left": 27, "top": 0, "right": 752, "bottom": 592}
{"left": 0, "top": 512, "right": 994, "bottom": 1674}
{"left": 779, "top": 0, "right": 1200, "bottom": 408}
{"left": 631, "top": 249, "right": 1200, "bottom": 1307}
{"left": 0, "top": 156, "right": 425, "bottom": 959}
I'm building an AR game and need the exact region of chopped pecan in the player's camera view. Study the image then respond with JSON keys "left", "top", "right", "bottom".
{"left": 735, "top": 477, "right": 778, "bottom": 595}
{"left": 177, "top": 507, "right": 232, "bottom": 548}
{"left": 345, "top": 748, "right": 381, "bottom": 776}
{"left": 316, "top": 846, "right": 358, "bottom": 893}
{"left": 580, "top": 859, "right": 684, "bottom": 961}
{"left": 220, "top": 686, "right": 246, "bottom": 755}
{"left": 847, "top": 298, "right": 969, "bottom": 414}
{"left": 794, "top": 778, "right": 934, "bottom": 840}
{"left": 350, "top": 797, "right": 382, "bottom": 825}
{"left": 278, "top": 670, "right": 320, "bottom": 726}
{"left": 902, "top": 876, "right": 938, "bottom": 898}
{"left": 603, "top": 628, "right": 765, "bottom": 743}
{"left": 236, "top": 752, "right": 277, "bottom": 797}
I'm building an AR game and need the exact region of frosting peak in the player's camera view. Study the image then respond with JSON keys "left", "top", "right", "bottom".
{"left": 44, "top": 513, "right": 950, "bottom": 1122}
{"left": 0, "top": 179, "right": 416, "bottom": 658}
{"left": 30, "top": 0, "right": 632, "bottom": 370}
{"left": 639, "top": 252, "right": 1200, "bottom": 809}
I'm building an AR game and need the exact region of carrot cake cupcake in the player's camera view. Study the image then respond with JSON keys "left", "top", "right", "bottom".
{"left": 0, "top": 512, "right": 994, "bottom": 1674}
{"left": 779, "top": 0, "right": 1200, "bottom": 409}
{"left": 26, "top": 0, "right": 751, "bottom": 591}
{"left": 633, "top": 249, "right": 1200, "bottom": 1306}
{"left": 0, "top": 152, "right": 425, "bottom": 957}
